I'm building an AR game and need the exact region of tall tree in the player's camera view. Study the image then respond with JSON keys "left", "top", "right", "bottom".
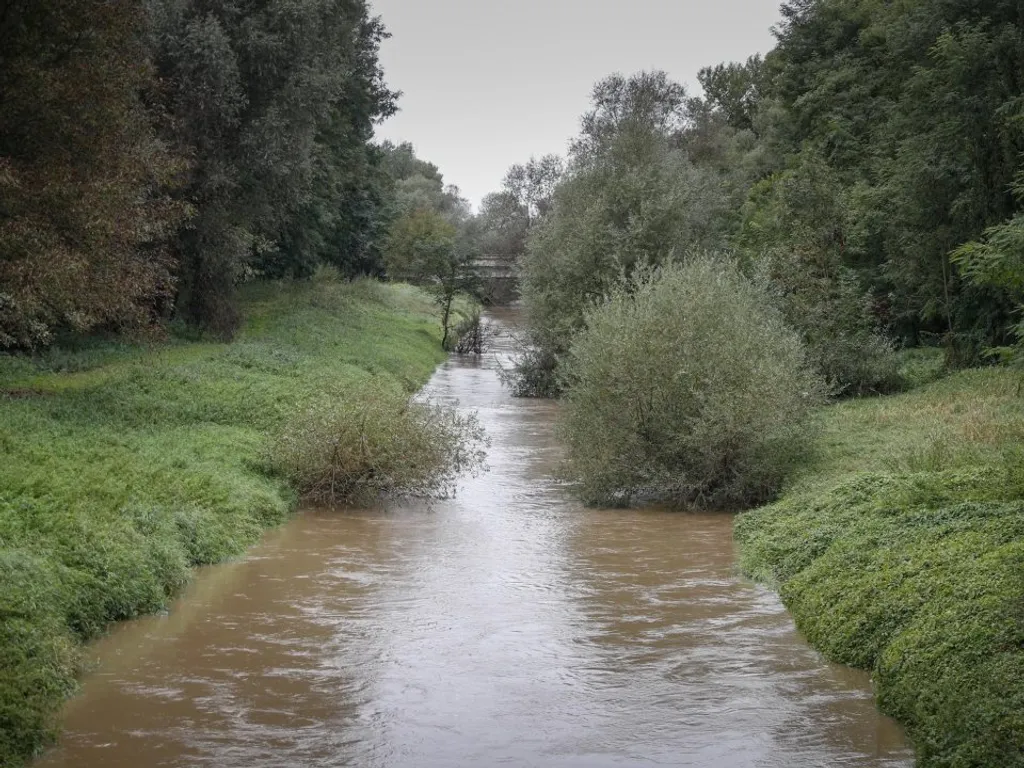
{"left": 147, "top": 0, "right": 397, "bottom": 334}
{"left": 502, "top": 155, "right": 564, "bottom": 227}
{"left": 519, "top": 71, "right": 729, "bottom": 391}
{"left": 0, "top": 0, "right": 184, "bottom": 349}
{"left": 384, "top": 207, "right": 477, "bottom": 348}
{"left": 697, "top": 55, "right": 765, "bottom": 133}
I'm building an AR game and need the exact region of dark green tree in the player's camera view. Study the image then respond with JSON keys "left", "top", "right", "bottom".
{"left": 146, "top": 0, "right": 397, "bottom": 334}
{"left": 0, "top": 0, "right": 184, "bottom": 349}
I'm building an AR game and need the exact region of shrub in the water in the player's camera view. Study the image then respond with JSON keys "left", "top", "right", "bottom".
{"left": 559, "top": 256, "right": 825, "bottom": 507}
{"left": 269, "top": 384, "right": 487, "bottom": 505}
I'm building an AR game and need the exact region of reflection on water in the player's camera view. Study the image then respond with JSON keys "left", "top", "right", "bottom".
{"left": 36, "top": 309, "right": 913, "bottom": 768}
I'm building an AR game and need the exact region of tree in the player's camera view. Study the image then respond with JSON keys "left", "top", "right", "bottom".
{"left": 473, "top": 156, "right": 563, "bottom": 303}
{"left": 0, "top": 0, "right": 184, "bottom": 349}
{"left": 759, "top": 0, "right": 1024, "bottom": 360}
{"left": 571, "top": 70, "right": 688, "bottom": 161}
{"left": 379, "top": 140, "right": 444, "bottom": 186}
{"left": 383, "top": 208, "right": 478, "bottom": 348}
{"left": 477, "top": 190, "right": 528, "bottom": 268}
{"left": 517, "top": 71, "right": 730, "bottom": 392}
{"left": 952, "top": 174, "right": 1024, "bottom": 365}
{"left": 559, "top": 257, "right": 824, "bottom": 507}
{"left": 736, "top": 153, "right": 901, "bottom": 395}
{"left": 697, "top": 55, "right": 765, "bottom": 132}
{"left": 502, "top": 155, "right": 564, "bottom": 226}
{"left": 146, "top": 0, "right": 397, "bottom": 334}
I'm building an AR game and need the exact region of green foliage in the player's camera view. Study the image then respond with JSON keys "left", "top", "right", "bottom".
{"left": 697, "top": 55, "right": 764, "bottom": 132}
{"left": 146, "top": 0, "right": 398, "bottom": 332}
{"left": 384, "top": 209, "right": 460, "bottom": 282}
{"left": 498, "top": 345, "right": 561, "bottom": 399}
{"left": 762, "top": 0, "right": 1024, "bottom": 359}
{"left": 736, "top": 368, "right": 1024, "bottom": 768}
{"left": 738, "top": 154, "right": 902, "bottom": 395}
{"left": 559, "top": 258, "right": 825, "bottom": 508}
{"left": 502, "top": 155, "right": 564, "bottom": 225}
{"left": 476, "top": 190, "right": 529, "bottom": 302}
{"left": 473, "top": 156, "right": 564, "bottom": 304}
{"left": 895, "top": 346, "right": 947, "bottom": 390}
{"left": 572, "top": 71, "right": 688, "bottom": 160}
{"left": 268, "top": 385, "right": 486, "bottom": 506}
{"left": 383, "top": 207, "right": 479, "bottom": 348}
{"left": 0, "top": 278, "right": 447, "bottom": 766}
{"left": 376, "top": 142, "right": 483, "bottom": 345}
{"left": 0, "top": 0, "right": 185, "bottom": 349}
{"left": 519, "top": 72, "right": 730, "bottom": 381}
{"left": 380, "top": 140, "right": 470, "bottom": 223}
{"left": 0, "top": 0, "right": 399, "bottom": 345}
{"left": 952, "top": 175, "right": 1024, "bottom": 365}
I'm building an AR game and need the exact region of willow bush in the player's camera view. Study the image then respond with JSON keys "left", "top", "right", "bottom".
{"left": 268, "top": 384, "right": 487, "bottom": 506}
{"left": 559, "top": 257, "right": 825, "bottom": 507}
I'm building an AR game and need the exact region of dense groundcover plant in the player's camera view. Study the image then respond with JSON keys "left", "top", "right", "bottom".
{"left": 559, "top": 256, "right": 825, "bottom": 507}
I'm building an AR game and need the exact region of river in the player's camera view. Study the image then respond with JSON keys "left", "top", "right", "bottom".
{"left": 36, "top": 309, "right": 913, "bottom": 768}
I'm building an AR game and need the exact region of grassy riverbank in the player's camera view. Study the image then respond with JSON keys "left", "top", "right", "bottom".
{"left": 735, "top": 366, "right": 1024, "bottom": 767}
{"left": 0, "top": 277, "right": 449, "bottom": 767}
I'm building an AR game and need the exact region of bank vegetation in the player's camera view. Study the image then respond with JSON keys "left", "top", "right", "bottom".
{"left": 494, "top": 1, "right": 1024, "bottom": 764}
{"left": 0, "top": 277, "right": 480, "bottom": 766}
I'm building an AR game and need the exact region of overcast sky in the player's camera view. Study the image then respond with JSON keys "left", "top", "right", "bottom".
{"left": 369, "top": 0, "right": 784, "bottom": 209}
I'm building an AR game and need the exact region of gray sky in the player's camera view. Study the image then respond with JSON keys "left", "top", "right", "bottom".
{"left": 370, "top": 0, "right": 783, "bottom": 209}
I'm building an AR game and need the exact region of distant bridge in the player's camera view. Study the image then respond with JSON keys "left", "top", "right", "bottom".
{"left": 473, "top": 255, "right": 518, "bottom": 304}
{"left": 472, "top": 254, "right": 516, "bottom": 279}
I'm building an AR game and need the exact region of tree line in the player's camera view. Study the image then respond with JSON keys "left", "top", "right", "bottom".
{"left": 0, "top": 0, "right": 479, "bottom": 349}
{"left": 6, "top": 0, "right": 1021, "bottom": 369}
{"left": 488, "top": 0, "right": 1024, "bottom": 398}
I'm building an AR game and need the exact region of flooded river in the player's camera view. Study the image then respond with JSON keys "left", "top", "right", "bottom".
{"left": 37, "top": 310, "right": 912, "bottom": 767}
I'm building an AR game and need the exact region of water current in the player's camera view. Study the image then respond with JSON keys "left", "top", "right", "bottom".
{"left": 36, "top": 309, "right": 912, "bottom": 768}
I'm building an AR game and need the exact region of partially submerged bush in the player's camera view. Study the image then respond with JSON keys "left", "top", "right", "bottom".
{"left": 269, "top": 385, "right": 487, "bottom": 505}
{"left": 559, "top": 256, "right": 825, "bottom": 507}
{"left": 449, "top": 308, "right": 488, "bottom": 354}
{"left": 499, "top": 342, "right": 561, "bottom": 398}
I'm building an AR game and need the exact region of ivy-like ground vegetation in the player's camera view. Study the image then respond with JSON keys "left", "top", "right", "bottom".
{"left": 736, "top": 361, "right": 1024, "bottom": 768}
{"left": 0, "top": 278, "right": 448, "bottom": 767}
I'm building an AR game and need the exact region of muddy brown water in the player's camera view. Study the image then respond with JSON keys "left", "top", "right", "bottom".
{"left": 36, "top": 309, "right": 913, "bottom": 768}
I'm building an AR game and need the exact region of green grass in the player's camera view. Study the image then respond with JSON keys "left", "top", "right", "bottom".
{"left": 0, "top": 276, "right": 449, "bottom": 767}
{"left": 735, "top": 368, "right": 1024, "bottom": 767}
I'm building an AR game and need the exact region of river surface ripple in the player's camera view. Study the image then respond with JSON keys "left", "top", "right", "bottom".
{"left": 36, "top": 308, "right": 913, "bottom": 768}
